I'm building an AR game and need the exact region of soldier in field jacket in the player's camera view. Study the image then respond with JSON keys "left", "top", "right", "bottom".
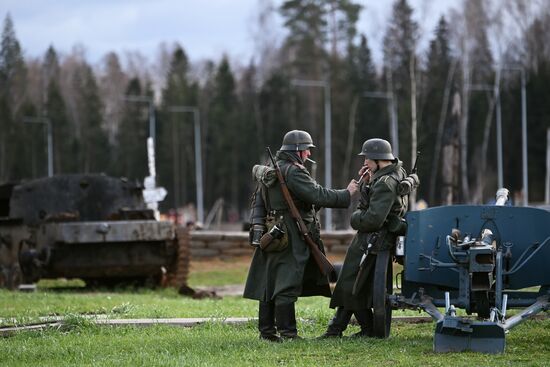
{"left": 320, "top": 138, "right": 408, "bottom": 338}
{"left": 243, "top": 130, "right": 358, "bottom": 342}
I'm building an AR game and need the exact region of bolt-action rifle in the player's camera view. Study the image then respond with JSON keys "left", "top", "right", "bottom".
{"left": 266, "top": 147, "right": 337, "bottom": 281}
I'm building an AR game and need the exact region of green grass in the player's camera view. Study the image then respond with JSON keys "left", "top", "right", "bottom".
{"left": 0, "top": 289, "right": 259, "bottom": 323}
{"left": 1, "top": 319, "right": 549, "bottom": 366}
{"left": 1, "top": 260, "right": 549, "bottom": 366}
{"left": 187, "top": 259, "right": 250, "bottom": 287}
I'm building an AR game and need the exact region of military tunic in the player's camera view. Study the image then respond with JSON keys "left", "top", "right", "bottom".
{"left": 330, "top": 160, "right": 408, "bottom": 310}
{"left": 243, "top": 151, "right": 350, "bottom": 306}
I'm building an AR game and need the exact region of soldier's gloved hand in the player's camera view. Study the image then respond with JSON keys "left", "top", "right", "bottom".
{"left": 346, "top": 179, "right": 359, "bottom": 199}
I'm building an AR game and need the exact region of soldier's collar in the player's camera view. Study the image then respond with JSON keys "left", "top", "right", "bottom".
{"left": 276, "top": 150, "right": 305, "bottom": 165}
{"left": 371, "top": 160, "right": 401, "bottom": 181}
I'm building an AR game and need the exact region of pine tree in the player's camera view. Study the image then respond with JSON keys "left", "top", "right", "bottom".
{"left": 344, "top": 34, "right": 380, "bottom": 179}
{"left": 99, "top": 52, "right": 127, "bottom": 145}
{"left": 0, "top": 13, "right": 26, "bottom": 181}
{"left": 326, "top": 0, "right": 363, "bottom": 188}
{"left": 158, "top": 45, "right": 197, "bottom": 210}
{"left": 73, "top": 63, "right": 110, "bottom": 174}
{"left": 423, "top": 16, "right": 455, "bottom": 205}
{"left": 42, "top": 46, "right": 73, "bottom": 174}
{"left": 207, "top": 56, "right": 240, "bottom": 215}
{"left": 237, "top": 61, "right": 263, "bottom": 207}
{"left": 258, "top": 69, "right": 293, "bottom": 150}
{"left": 115, "top": 78, "right": 149, "bottom": 180}
{"left": 280, "top": 0, "right": 327, "bottom": 77}
{"left": 462, "top": 0, "right": 495, "bottom": 203}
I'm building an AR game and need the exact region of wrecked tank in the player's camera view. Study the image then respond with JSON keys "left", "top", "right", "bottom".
{"left": 0, "top": 174, "right": 189, "bottom": 289}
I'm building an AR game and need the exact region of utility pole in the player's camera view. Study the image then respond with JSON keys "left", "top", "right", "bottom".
{"left": 169, "top": 106, "right": 204, "bottom": 224}
{"left": 291, "top": 79, "right": 332, "bottom": 230}
{"left": 23, "top": 116, "right": 53, "bottom": 177}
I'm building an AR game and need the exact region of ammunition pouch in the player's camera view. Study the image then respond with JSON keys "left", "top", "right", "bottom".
{"left": 386, "top": 215, "right": 407, "bottom": 236}
{"left": 259, "top": 215, "right": 288, "bottom": 252}
{"left": 365, "top": 229, "right": 396, "bottom": 253}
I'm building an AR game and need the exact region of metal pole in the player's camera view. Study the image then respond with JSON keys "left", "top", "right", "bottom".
{"left": 520, "top": 69, "right": 528, "bottom": 206}
{"left": 193, "top": 109, "right": 204, "bottom": 224}
{"left": 324, "top": 81, "right": 332, "bottom": 230}
{"left": 496, "top": 93, "right": 503, "bottom": 188}
{"left": 494, "top": 67, "right": 503, "bottom": 189}
{"left": 169, "top": 106, "right": 204, "bottom": 225}
{"left": 46, "top": 120, "right": 53, "bottom": 177}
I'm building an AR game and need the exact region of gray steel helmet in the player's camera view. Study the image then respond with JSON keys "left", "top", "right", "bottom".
{"left": 280, "top": 130, "right": 315, "bottom": 151}
{"left": 358, "top": 138, "right": 395, "bottom": 160}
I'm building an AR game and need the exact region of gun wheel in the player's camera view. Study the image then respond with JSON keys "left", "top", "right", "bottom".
{"left": 372, "top": 250, "right": 393, "bottom": 338}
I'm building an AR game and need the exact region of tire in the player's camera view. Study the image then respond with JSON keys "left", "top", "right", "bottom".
{"left": 372, "top": 250, "right": 393, "bottom": 338}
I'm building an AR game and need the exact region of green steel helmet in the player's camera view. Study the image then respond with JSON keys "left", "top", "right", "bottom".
{"left": 358, "top": 138, "right": 395, "bottom": 160}
{"left": 280, "top": 130, "right": 315, "bottom": 151}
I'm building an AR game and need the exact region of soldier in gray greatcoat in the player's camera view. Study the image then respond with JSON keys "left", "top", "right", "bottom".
{"left": 319, "top": 138, "right": 409, "bottom": 338}
{"left": 243, "top": 130, "right": 358, "bottom": 342}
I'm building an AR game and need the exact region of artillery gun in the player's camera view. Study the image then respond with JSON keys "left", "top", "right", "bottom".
{"left": 0, "top": 174, "right": 189, "bottom": 289}
{"left": 371, "top": 189, "right": 550, "bottom": 353}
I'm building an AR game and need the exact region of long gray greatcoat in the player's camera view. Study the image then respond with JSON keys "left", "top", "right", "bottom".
{"left": 330, "top": 161, "right": 408, "bottom": 310}
{"left": 243, "top": 151, "right": 350, "bottom": 306}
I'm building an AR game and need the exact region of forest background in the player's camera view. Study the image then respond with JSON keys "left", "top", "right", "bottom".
{"left": 1, "top": 0, "right": 549, "bottom": 228}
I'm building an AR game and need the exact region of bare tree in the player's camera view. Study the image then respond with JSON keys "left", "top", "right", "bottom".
{"left": 441, "top": 92, "right": 461, "bottom": 204}
{"left": 429, "top": 59, "right": 457, "bottom": 205}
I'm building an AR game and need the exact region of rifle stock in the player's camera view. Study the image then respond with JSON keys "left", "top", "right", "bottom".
{"left": 266, "top": 147, "right": 336, "bottom": 280}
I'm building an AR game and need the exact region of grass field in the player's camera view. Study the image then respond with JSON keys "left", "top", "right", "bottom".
{"left": 1, "top": 258, "right": 549, "bottom": 366}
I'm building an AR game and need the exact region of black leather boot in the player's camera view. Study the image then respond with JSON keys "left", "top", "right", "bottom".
{"left": 351, "top": 308, "right": 374, "bottom": 337}
{"left": 259, "top": 301, "right": 281, "bottom": 342}
{"left": 275, "top": 302, "right": 300, "bottom": 340}
{"left": 318, "top": 307, "right": 353, "bottom": 338}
